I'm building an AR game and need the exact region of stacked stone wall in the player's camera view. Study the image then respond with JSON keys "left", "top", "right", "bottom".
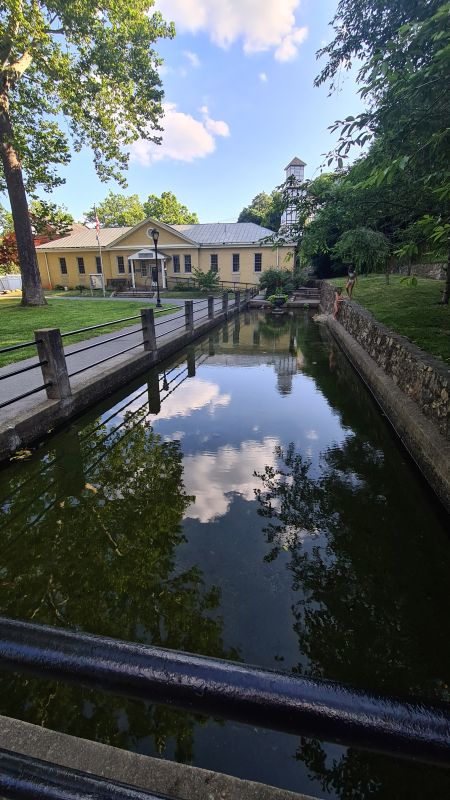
{"left": 320, "top": 282, "right": 449, "bottom": 439}
{"left": 396, "top": 263, "right": 446, "bottom": 280}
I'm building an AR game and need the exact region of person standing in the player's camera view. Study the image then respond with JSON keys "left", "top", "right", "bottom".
{"left": 346, "top": 268, "right": 357, "bottom": 299}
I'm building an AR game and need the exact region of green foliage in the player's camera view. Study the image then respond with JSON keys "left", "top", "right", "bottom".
{"left": 143, "top": 191, "right": 199, "bottom": 225}
{"left": 0, "top": 1, "right": 174, "bottom": 192}
{"left": 85, "top": 192, "right": 145, "bottom": 228}
{"left": 315, "top": 0, "right": 450, "bottom": 300}
{"left": 0, "top": 203, "right": 13, "bottom": 236}
{"left": 238, "top": 191, "right": 284, "bottom": 231}
{"left": 259, "top": 268, "right": 295, "bottom": 295}
{"left": 333, "top": 227, "right": 390, "bottom": 273}
{"left": 29, "top": 200, "right": 73, "bottom": 237}
{"left": 192, "top": 268, "right": 220, "bottom": 292}
{"left": 267, "top": 294, "right": 288, "bottom": 305}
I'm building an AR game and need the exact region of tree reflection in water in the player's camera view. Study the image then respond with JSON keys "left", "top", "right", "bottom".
{"left": 255, "top": 441, "right": 450, "bottom": 798}
{"left": 0, "top": 407, "right": 239, "bottom": 762}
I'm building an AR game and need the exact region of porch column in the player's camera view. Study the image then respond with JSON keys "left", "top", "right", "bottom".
{"left": 130, "top": 258, "right": 136, "bottom": 289}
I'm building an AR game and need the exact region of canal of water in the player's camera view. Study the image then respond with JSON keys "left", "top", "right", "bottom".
{"left": 1, "top": 310, "right": 449, "bottom": 799}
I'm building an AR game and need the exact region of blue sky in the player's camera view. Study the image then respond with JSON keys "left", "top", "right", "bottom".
{"left": 41, "top": 0, "right": 364, "bottom": 224}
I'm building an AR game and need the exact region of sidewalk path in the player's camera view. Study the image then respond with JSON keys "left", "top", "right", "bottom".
{"left": 0, "top": 297, "right": 230, "bottom": 426}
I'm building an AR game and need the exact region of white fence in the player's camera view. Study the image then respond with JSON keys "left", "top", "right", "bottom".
{"left": 0, "top": 273, "right": 22, "bottom": 291}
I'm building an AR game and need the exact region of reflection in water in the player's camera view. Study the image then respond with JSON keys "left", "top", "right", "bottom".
{"left": 255, "top": 441, "right": 450, "bottom": 796}
{"left": 0, "top": 405, "right": 239, "bottom": 761}
{"left": 1, "top": 310, "right": 449, "bottom": 798}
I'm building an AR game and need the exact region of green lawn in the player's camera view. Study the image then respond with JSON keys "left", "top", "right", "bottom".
{"left": 0, "top": 297, "right": 176, "bottom": 367}
{"left": 329, "top": 275, "right": 449, "bottom": 363}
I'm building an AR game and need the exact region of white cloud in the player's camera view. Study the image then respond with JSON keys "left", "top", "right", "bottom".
{"left": 183, "top": 437, "right": 279, "bottom": 523}
{"left": 259, "top": 72, "right": 268, "bottom": 82}
{"left": 274, "top": 26, "right": 308, "bottom": 61}
{"left": 154, "top": 378, "right": 231, "bottom": 421}
{"left": 305, "top": 430, "right": 318, "bottom": 440}
{"left": 157, "top": 1, "right": 308, "bottom": 60}
{"left": 130, "top": 102, "right": 230, "bottom": 165}
{"left": 183, "top": 50, "right": 201, "bottom": 67}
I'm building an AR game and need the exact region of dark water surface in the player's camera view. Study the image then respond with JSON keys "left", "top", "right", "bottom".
{"left": 1, "top": 310, "right": 449, "bottom": 799}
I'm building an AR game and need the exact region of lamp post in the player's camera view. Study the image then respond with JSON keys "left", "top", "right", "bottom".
{"left": 151, "top": 228, "right": 162, "bottom": 308}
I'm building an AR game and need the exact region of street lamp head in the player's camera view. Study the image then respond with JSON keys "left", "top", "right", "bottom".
{"left": 151, "top": 228, "right": 159, "bottom": 246}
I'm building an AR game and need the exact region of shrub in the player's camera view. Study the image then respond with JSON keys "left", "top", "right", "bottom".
{"left": 259, "top": 268, "right": 294, "bottom": 295}
{"left": 192, "top": 267, "right": 220, "bottom": 292}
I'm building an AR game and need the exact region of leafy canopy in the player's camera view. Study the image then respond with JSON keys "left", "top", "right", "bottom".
{"left": 238, "top": 191, "right": 284, "bottom": 232}
{"left": 0, "top": 1, "right": 174, "bottom": 193}
{"left": 333, "top": 227, "right": 390, "bottom": 272}
{"left": 84, "top": 192, "right": 145, "bottom": 228}
{"left": 143, "top": 191, "right": 199, "bottom": 225}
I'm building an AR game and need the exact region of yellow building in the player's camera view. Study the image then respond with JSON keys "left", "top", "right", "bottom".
{"left": 36, "top": 218, "right": 294, "bottom": 291}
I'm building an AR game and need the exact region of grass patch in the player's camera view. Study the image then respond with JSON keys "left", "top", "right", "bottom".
{"left": 0, "top": 297, "right": 176, "bottom": 367}
{"left": 328, "top": 275, "right": 449, "bottom": 363}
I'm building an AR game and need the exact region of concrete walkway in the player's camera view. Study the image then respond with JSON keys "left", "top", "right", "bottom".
{"left": 0, "top": 297, "right": 228, "bottom": 426}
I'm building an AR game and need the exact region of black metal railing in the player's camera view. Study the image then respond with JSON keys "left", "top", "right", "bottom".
{"left": 0, "top": 748, "right": 173, "bottom": 800}
{"left": 0, "top": 617, "right": 448, "bottom": 769}
{"left": 0, "top": 293, "right": 252, "bottom": 417}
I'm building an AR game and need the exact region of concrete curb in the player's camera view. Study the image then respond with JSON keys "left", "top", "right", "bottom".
{"left": 325, "top": 315, "right": 450, "bottom": 513}
{"left": 0, "top": 715, "right": 316, "bottom": 800}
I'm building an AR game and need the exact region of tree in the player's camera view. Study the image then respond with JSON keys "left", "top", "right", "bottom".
{"left": 143, "top": 191, "right": 199, "bottom": 225}
{"left": 316, "top": 0, "right": 450, "bottom": 301}
{"left": 0, "top": 2, "right": 174, "bottom": 306}
{"left": 0, "top": 231, "right": 19, "bottom": 272}
{"left": 29, "top": 200, "right": 73, "bottom": 239}
{"left": 238, "top": 190, "right": 284, "bottom": 231}
{"left": 333, "top": 227, "right": 390, "bottom": 275}
{"left": 0, "top": 202, "right": 13, "bottom": 235}
{"left": 85, "top": 192, "right": 145, "bottom": 228}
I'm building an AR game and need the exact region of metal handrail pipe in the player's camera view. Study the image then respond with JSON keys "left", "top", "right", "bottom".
{"left": 0, "top": 360, "right": 47, "bottom": 381}
{"left": 0, "top": 747, "right": 172, "bottom": 800}
{"left": 0, "top": 383, "right": 52, "bottom": 410}
{"left": 60, "top": 315, "right": 142, "bottom": 337}
{"left": 0, "top": 617, "right": 448, "bottom": 767}
{"left": 68, "top": 341, "right": 143, "bottom": 378}
{"left": 65, "top": 328, "right": 143, "bottom": 358}
{"left": 0, "top": 340, "right": 38, "bottom": 355}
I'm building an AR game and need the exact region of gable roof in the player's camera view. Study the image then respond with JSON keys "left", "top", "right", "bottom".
{"left": 110, "top": 216, "right": 198, "bottom": 247}
{"left": 172, "top": 222, "right": 275, "bottom": 244}
{"left": 36, "top": 227, "right": 130, "bottom": 249}
{"left": 36, "top": 220, "right": 278, "bottom": 250}
{"left": 286, "top": 157, "right": 306, "bottom": 168}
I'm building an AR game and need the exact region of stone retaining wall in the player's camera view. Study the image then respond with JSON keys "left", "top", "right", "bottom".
{"left": 320, "top": 282, "right": 449, "bottom": 440}
{"left": 397, "top": 262, "right": 446, "bottom": 281}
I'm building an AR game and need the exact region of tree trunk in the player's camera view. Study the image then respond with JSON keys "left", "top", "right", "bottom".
{"left": 0, "top": 88, "right": 46, "bottom": 306}
{"left": 441, "top": 248, "right": 450, "bottom": 304}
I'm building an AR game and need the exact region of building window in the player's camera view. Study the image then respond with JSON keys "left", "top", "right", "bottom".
{"left": 210, "top": 254, "right": 218, "bottom": 272}
{"left": 254, "top": 253, "right": 262, "bottom": 272}
{"left": 117, "top": 256, "right": 125, "bottom": 274}
{"left": 59, "top": 257, "right": 67, "bottom": 275}
{"left": 232, "top": 253, "right": 240, "bottom": 272}
{"left": 140, "top": 261, "right": 148, "bottom": 277}
{"left": 95, "top": 256, "right": 102, "bottom": 274}
{"left": 184, "top": 254, "right": 192, "bottom": 273}
{"left": 77, "top": 257, "right": 85, "bottom": 274}
{"left": 173, "top": 255, "right": 180, "bottom": 273}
